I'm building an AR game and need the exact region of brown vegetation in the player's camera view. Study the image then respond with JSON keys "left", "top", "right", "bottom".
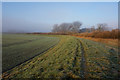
{"left": 75, "top": 29, "right": 120, "bottom": 39}
{"left": 73, "top": 35, "right": 119, "bottom": 47}
{"left": 72, "top": 29, "right": 120, "bottom": 47}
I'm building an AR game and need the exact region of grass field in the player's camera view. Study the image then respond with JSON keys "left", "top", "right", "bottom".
{"left": 2, "top": 34, "right": 59, "bottom": 72}
{"left": 2, "top": 34, "right": 119, "bottom": 79}
{"left": 3, "top": 34, "right": 119, "bottom": 79}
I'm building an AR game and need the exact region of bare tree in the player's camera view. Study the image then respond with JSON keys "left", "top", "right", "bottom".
{"left": 52, "top": 21, "right": 82, "bottom": 33}
{"left": 52, "top": 24, "right": 59, "bottom": 33}
{"left": 58, "top": 23, "right": 70, "bottom": 33}
{"left": 72, "top": 21, "right": 82, "bottom": 32}
{"left": 97, "top": 23, "right": 108, "bottom": 32}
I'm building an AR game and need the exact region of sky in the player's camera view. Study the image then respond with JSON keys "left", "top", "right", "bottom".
{"left": 2, "top": 2, "right": 118, "bottom": 32}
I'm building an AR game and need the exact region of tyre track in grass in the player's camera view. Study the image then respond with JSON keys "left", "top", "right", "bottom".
{"left": 77, "top": 39, "right": 87, "bottom": 79}
{"left": 72, "top": 39, "right": 79, "bottom": 75}
{"left": 72, "top": 38, "right": 87, "bottom": 78}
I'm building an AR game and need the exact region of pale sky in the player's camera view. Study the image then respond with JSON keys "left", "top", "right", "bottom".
{"left": 2, "top": 2, "right": 118, "bottom": 32}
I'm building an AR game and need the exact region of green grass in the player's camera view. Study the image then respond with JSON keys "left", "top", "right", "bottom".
{"left": 2, "top": 34, "right": 119, "bottom": 79}
{"left": 3, "top": 35, "right": 83, "bottom": 78}
{"left": 79, "top": 38, "right": 119, "bottom": 78}
{"left": 2, "top": 34, "right": 59, "bottom": 72}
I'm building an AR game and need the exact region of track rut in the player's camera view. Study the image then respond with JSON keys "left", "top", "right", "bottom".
{"left": 72, "top": 38, "right": 86, "bottom": 78}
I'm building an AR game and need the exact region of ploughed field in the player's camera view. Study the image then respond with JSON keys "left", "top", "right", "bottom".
{"left": 2, "top": 34, "right": 119, "bottom": 79}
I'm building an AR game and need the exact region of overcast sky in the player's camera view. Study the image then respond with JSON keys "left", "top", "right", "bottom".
{"left": 2, "top": 2, "right": 118, "bottom": 32}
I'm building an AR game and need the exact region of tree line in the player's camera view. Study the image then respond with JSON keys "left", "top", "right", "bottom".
{"left": 52, "top": 21, "right": 82, "bottom": 33}
{"left": 52, "top": 21, "right": 119, "bottom": 39}
{"left": 52, "top": 21, "right": 109, "bottom": 33}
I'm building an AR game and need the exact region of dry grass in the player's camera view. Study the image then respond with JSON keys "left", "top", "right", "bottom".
{"left": 73, "top": 35, "right": 119, "bottom": 47}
